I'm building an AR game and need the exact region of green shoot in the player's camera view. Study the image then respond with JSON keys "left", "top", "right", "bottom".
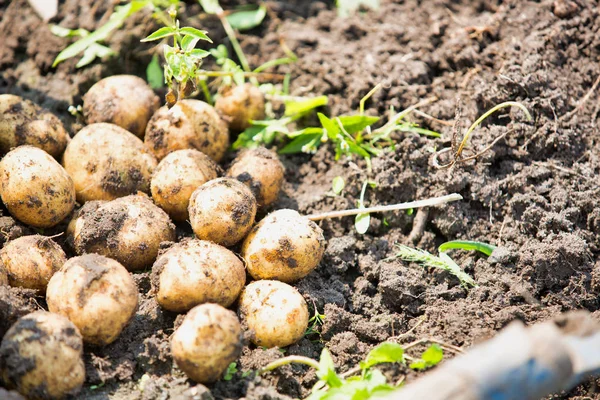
{"left": 304, "top": 306, "right": 326, "bottom": 338}
{"left": 225, "top": 4, "right": 267, "bottom": 31}
{"left": 391, "top": 244, "right": 477, "bottom": 287}
{"left": 409, "top": 344, "right": 443, "bottom": 371}
{"left": 336, "top": 0, "right": 381, "bottom": 18}
{"left": 438, "top": 240, "right": 497, "bottom": 257}
{"left": 332, "top": 176, "right": 345, "bottom": 195}
{"left": 223, "top": 362, "right": 238, "bottom": 381}
{"left": 355, "top": 180, "right": 376, "bottom": 234}
{"left": 359, "top": 342, "right": 405, "bottom": 370}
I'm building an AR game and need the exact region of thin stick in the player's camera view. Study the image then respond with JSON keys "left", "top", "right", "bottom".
{"left": 258, "top": 356, "right": 320, "bottom": 375}
{"left": 306, "top": 193, "right": 463, "bottom": 221}
{"left": 560, "top": 73, "right": 600, "bottom": 121}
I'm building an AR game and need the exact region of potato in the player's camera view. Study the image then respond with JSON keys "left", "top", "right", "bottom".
{"left": 171, "top": 303, "right": 242, "bottom": 383}
{"left": 152, "top": 239, "right": 246, "bottom": 313}
{"left": 0, "top": 311, "right": 85, "bottom": 400}
{"left": 67, "top": 194, "right": 175, "bottom": 271}
{"left": 188, "top": 178, "right": 257, "bottom": 247}
{"left": 145, "top": 99, "right": 229, "bottom": 162}
{"left": 215, "top": 83, "right": 265, "bottom": 132}
{"left": 46, "top": 254, "right": 138, "bottom": 345}
{"left": 238, "top": 280, "right": 308, "bottom": 348}
{"left": 0, "top": 94, "right": 69, "bottom": 158}
{"left": 0, "top": 146, "right": 75, "bottom": 228}
{"left": 62, "top": 123, "right": 157, "bottom": 203}
{"left": 241, "top": 209, "right": 325, "bottom": 282}
{"left": 83, "top": 75, "right": 160, "bottom": 138}
{"left": 151, "top": 149, "right": 219, "bottom": 221}
{"left": 0, "top": 235, "right": 66, "bottom": 293}
{"left": 227, "top": 147, "right": 284, "bottom": 207}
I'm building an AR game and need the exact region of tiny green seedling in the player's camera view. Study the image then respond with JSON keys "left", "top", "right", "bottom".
{"left": 336, "top": 0, "right": 380, "bottom": 18}
{"left": 409, "top": 344, "right": 444, "bottom": 371}
{"left": 223, "top": 362, "right": 238, "bottom": 381}
{"left": 304, "top": 305, "right": 326, "bottom": 339}
{"left": 354, "top": 180, "right": 377, "bottom": 234}
{"left": 332, "top": 176, "right": 345, "bottom": 195}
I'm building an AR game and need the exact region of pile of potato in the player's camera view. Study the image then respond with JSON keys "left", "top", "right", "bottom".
{"left": 0, "top": 75, "right": 327, "bottom": 398}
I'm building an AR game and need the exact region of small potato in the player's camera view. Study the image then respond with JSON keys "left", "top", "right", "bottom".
{"left": 238, "top": 280, "right": 308, "bottom": 348}
{"left": 0, "top": 146, "right": 75, "bottom": 228}
{"left": 46, "top": 254, "right": 138, "bottom": 345}
{"left": 227, "top": 147, "right": 284, "bottom": 207}
{"left": 152, "top": 239, "right": 246, "bottom": 313}
{"left": 62, "top": 123, "right": 158, "bottom": 203}
{"left": 171, "top": 304, "right": 242, "bottom": 383}
{"left": 188, "top": 178, "right": 257, "bottom": 247}
{"left": 0, "top": 94, "right": 69, "bottom": 158}
{"left": 67, "top": 194, "right": 175, "bottom": 271}
{"left": 0, "top": 311, "right": 85, "bottom": 400}
{"left": 83, "top": 75, "right": 160, "bottom": 138}
{"left": 241, "top": 209, "right": 325, "bottom": 282}
{"left": 0, "top": 235, "right": 66, "bottom": 293}
{"left": 215, "top": 84, "right": 265, "bottom": 132}
{"left": 145, "top": 99, "right": 229, "bottom": 162}
{"left": 151, "top": 149, "right": 219, "bottom": 221}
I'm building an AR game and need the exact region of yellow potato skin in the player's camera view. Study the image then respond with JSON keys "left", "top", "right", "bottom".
{"left": 241, "top": 209, "right": 326, "bottom": 283}
{"left": 188, "top": 178, "right": 257, "bottom": 247}
{"left": 0, "top": 235, "right": 66, "bottom": 293}
{"left": 46, "top": 254, "right": 138, "bottom": 346}
{"left": 62, "top": 123, "right": 157, "bottom": 203}
{"left": 67, "top": 194, "right": 176, "bottom": 271}
{"left": 227, "top": 147, "right": 284, "bottom": 208}
{"left": 0, "top": 94, "right": 69, "bottom": 158}
{"left": 153, "top": 239, "right": 246, "bottom": 313}
{"left": 0, "top": 311, "right": 85, "bottom": 400}
{"left": 215, "top": 83, "right": 265, "bottom": 132}
{"left": 0, "top": 146, "right": 75, "bottom": 228}
{"left": 171, "top": 304, "right": 242, "bottom": 383}
{"left": 83, "top": 75, "right": 160, "bottom": 138}
{"left": 145, "top": 99, "right": 229, "bottom": 162}
{"left": 238, "top": 280, "right": 308, "bottom": 348}
{"left": 151, "top": 149, "right": 219, "bottom": 221}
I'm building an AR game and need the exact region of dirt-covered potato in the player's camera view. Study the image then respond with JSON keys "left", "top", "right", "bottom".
{"left": 67, "top": 194, "right": 175, "bottom": 271}
{"left": 0, "top": 235, "right": 66, "bottom": 293}
{"left": 46, "top": 254, "right": 138, "bottom": 345}
{"left": 171, "top": 303, "right": 242, "bottom": 383}
{"left": 83, "top": 75, "right": 160, "bottom": 138}
{"left": 227, "top": 147, "right": 284, "bottom": 207}
{"left": 238, "top": 280, "right": 308, "bottom": 348}
{"left": 0, "top": 311, "right": 85, "bottom": 399}
{"left": 215, "top": 84, "right": 265, "bottom": 132}
{"left": 62, "top": 123, "right": 157, "bottom": 203}
{"left": 0, "top": 146, "right": 75, "bottom": 228}
{"left": 188, "top": 178, "right": 257, "bottom": 247}
{"left": 152, "top": 239, "right": 246, "bottom": 312}
{"left": 0, "top": 94, "right": 69, "bottom": 158}
{"left": 145, "top": 99, "right": 229, "bottom": 162}
{"left": 241, "top": 209, "right": 325, "bottom": 282}
{"left": 151, "top": 149, "right": 219, "bottom": 221}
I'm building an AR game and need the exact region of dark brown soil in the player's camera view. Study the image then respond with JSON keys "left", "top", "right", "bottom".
{"left": 1, "top": 0, "right": 600, "bottom": 399}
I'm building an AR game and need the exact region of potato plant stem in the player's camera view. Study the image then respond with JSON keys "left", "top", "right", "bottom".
{"left": 306, "top": 193, "right": 463, "bottom": 221}
{"left": 258, "top": 356, "right": 320, "bottom": 374}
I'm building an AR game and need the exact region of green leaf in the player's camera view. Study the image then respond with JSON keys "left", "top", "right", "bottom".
{"left": 50, "top": 25, "right": 89, "bottom": 38}
{"left": 318, "top": 113, "right": 339, "bottom": 140}
{"left": 409, "top": 344, "right": 443, "bottom": 371}
{"left": 332, "top": 176, "right": 345, "bottom": 195}
{"left": 141, "top": 26, "right": 176, "bottom": 42}
{"left": 223, "top": 362, "right": 237, "bottom": 380}
{"left": 337, "top": 115, "right": 380, "bottom": 134}
{"left": 199, "top": 0, "right": 221, "bottom": 14}
{"left": 146, "top": 54, "right": 164, "bottom": 89}
{"left": 179, "top": 27, "right": 213, "bottom": 43}
{"left": 76, "top": 43, "right": 114, "bottom": 68}
{"left": 360, "top": 342, "right": 404, "bottom": 370}
{"left": 337, "top": 0, "right": 380, "bottom": 18}
{"left": 395, "top": 124, "right": 442, "bottom": 138}
{"left": 226, "top": 5, "right": 267, "bottom": 31}
{"left": 438, "top": 240, "right": 497, "bottom": 257}
{"left": 279, "top": 132, "right": 322, "bottom": 154}
{"left": 190, "top": 49, "right": 211, "bottom": 59}
{"left": 355, "top": 213, "right": 370, "bottom": 234}
{"left": 284, "top": 95, "right": 328, "bottom": 117}
{"left": 180, "top": 35, "right": 200, "bottom": 51}
{"left": 316, "top": 349, "right": 343, "bottom": 388}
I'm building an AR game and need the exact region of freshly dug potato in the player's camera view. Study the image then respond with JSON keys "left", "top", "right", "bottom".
{"left": 0, "top": 235, "right": 66, "bottom": 293}
{"left": 215, "top": 83, "right": 265, "bottom": 132}
{"left": 62, "top": 123, "right": 157, "bottom": 203}
{"left": 0, "top": 146, "right": 75, "bottom": 228}
{"left": 188, "top": 178, "right": 257, "bottom": 247}
{"left": 83, "top": 75, "right": 160, "bottom": 138}
{"left": 145, "top": 99, "right": 229, "bottom": 162}
{"left": 171, "top": 303, "right": 242, "bottom": 383}
{"left": 0, "top": 311, "right": 85, "bottom": 399}
{"left": 241, "top": 209, "right": 325, "bottom": 282}
{"left": 151, "top": 149, "right": 219, "bottom": 221}
{"left": 238, "top": 280, "right": 308, "bottom": 348}
{"left": 67, "top": 194, "right": 175, "bottom": 271}
{"left": 152, "top": 239, "right": 246, "bottom": 312}
{"left": 46, "top": 254, "right": 138, "bottom": 345}
{"left": 227, "top": 147, "right": 284, "bottom": 207}
{"left": 0, "top": 94, "right": 69, "bottom": 158}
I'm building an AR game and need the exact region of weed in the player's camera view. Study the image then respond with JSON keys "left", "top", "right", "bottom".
{"left": 331, "top": 176, "right": 345, "bottom": 195}
{"left": 336, "top": 0, "right": 380, "bottom": 18}
{"left": 354, "top": 180, "right": 376, "bottom": 234}
{"left": 304, "top": 305, "right": 326, "bottom": 338}
{"left": 438, "top": 240, "right": 496, "bottom": 256}
{"left": 223, "top": 362, "right": 238, "bottom": 381}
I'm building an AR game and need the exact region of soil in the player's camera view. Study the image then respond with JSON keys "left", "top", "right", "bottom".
{"left": 1, "top": 0, "right": 600, "bottom": 399}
